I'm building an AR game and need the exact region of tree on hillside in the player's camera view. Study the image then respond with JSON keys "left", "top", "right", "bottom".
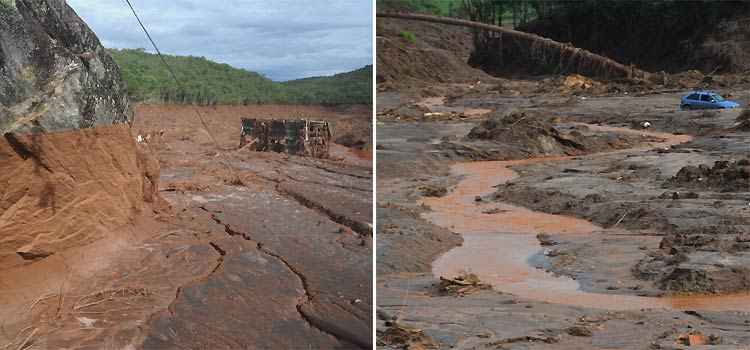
{"left": 109, "top": 49, "right": 372, "bottom": 106}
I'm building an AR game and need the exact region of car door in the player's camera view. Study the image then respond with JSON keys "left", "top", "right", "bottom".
{"left": 685, "top": 94, "right": 701, "bottom": 108}
{"left": 699, "top": 93, "right": 714, "bottom": 109}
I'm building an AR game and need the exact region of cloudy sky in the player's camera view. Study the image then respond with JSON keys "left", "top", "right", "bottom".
{"left": 67, "top": 0, "right": 373, "bottom": 81}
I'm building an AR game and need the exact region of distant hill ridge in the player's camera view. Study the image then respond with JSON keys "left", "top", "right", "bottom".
{"left": 109, "top": 48, "right": 372, "bottom": 105}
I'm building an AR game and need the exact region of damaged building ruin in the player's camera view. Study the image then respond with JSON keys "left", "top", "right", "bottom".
{"left": 240, "top": 118, "right": 332, "bottom": 158}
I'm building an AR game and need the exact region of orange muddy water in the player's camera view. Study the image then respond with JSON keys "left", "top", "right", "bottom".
{"left": 422, "top": 125, "right": 750, "bottom": 311}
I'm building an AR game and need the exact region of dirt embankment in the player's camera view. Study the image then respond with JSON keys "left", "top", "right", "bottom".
{"left": 438, "top": 110, "right": 658, "bottom": 161}
{"left": 376, "top": 18, "right": 493, "bottom": 90}
{"left": 377, "top": 13, "right": 750, "bottom": 103}
{"left": 0, "top": 124, "right": 158, "bottom": 267}
{"left": 1, "top": 106, "right": 158, "bottom": 272}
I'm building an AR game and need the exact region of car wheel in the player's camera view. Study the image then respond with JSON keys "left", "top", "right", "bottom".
{"left": 681, "top": 104, "right": 691, "bottom": 110}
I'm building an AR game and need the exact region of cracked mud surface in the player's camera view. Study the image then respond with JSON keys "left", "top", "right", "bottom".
{"left": 1, "top": 104, "right": 372, "bottom": 349}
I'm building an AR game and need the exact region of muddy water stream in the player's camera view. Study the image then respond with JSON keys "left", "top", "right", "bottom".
{"left": 422, "top": 125, "right": 750, "bottom": 311}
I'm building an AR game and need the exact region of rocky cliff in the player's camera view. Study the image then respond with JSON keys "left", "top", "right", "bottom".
{"left": 0, "top": 0, "right": 131, "bottom": 134}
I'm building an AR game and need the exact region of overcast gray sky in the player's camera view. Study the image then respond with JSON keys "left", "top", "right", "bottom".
{"left": 67, "top": 0, "right": 373, "bottom": 81}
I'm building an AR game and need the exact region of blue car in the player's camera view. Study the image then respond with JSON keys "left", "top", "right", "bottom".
{"left": 680, "top": 91, "right": 740, "bottom": 110}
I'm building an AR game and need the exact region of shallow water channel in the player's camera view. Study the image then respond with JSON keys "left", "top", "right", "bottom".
{"left": 422, "top": 125, "right": 750, "bottom": 311}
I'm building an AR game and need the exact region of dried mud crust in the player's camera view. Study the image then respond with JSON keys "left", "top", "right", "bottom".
{"left": 135, "top": 104, "right": 373, "bottom": 349}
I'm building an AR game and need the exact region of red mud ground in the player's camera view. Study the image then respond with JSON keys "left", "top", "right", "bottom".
{"left": 0, "top": 104, "right": 373, "bottom": 349}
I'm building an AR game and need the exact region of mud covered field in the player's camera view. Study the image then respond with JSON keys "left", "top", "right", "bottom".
{"left": 377, "top": 16, "right": 750, "bottom": 350}
{"left": 1, "top": 104, "right": 373, "bottom": 349}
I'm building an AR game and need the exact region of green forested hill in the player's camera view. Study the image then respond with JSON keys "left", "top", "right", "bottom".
{"left": 109, "top": 48, "right": 372, "bottom": 105}
{"left": 282, "top": 66, "right": 372, "bottom": 105}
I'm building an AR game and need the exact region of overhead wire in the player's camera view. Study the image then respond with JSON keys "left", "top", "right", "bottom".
{"left": 122, "top": 0, "right": 238, "bottom": 177}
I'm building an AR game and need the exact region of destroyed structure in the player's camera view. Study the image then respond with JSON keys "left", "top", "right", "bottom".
{"left": 240, "top": 118, "right": 331, "bottom": 158}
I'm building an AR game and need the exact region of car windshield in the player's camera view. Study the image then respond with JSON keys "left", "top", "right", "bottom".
{"left": 710, "top": 94, "right": 725, "bottom": 102}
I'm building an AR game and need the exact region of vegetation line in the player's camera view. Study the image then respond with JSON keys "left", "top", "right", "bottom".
{"left": 111, "top": 49, "right": 372, "bottom": 106}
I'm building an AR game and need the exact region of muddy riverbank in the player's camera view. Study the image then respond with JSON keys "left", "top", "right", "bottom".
{"left": 377, "top": 90, "right": 750, "bottom": 349}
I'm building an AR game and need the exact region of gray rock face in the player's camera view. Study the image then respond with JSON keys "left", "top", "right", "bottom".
{"left": 0, "top": 0, "right": 131, "bottom": 134}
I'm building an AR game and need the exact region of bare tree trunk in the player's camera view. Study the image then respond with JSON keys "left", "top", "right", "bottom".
{"left": 377, "top": 12, "right": 650, "bottom": 80}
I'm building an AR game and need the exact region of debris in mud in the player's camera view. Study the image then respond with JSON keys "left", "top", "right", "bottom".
{"left": 223, "top": 174, "right": 247, "bottom": 187}
{"left": 466, "top": 110, "right": 585, "bottom": 153}
{"left": 378, "top": 322, "right": 437, "bottom": 350}
{"left": 438, "top": 272, "right": 491, "bottom": 297}
{"left": 482, "top": 207, "right": 507, "bottom": 214}
{"left": 536, "top": 233, "right": 559, "bottom": 246}
{"left": 538, "top": 73, "right": 614, "bottom": 96}
{"left": 377, "top": 106, "right": 473, "bottom": 122}
{"left": 665, "top": 159, "right": 750, "bottom": 192}
{"left": 239, "top": 118, "right": 331, "bottom": 158}
{"left": 562, "top": 74, "right": 596, "bottom": 91}
{"left": 452, "top": 110, "right": 655, "bottom": 160}
{"left": 734, "top": 109, "right": 750, "bottom": 131}
{"left": 163, "top": 182, "right": 210, "bottom": 193}
{"left": 378, "top": 104, "right": 429, "bottom": 121}
{"left": 659, "top": 269, "right": 716, "bottom": 293}
{"left": 634, "top": 224, "right": 750, "bottom": 294}
{"left": 487, "top": 334, "right": 560, "bottom": 348}
{"left": 657, "top": 191, "right": 700, "bottom": 200}
{"left": 73, "top": 287, "right": 154, "bottom": 311}
{"left": 677, "top": 331, "right": 721, "bottom": 346}
{"left": 494, "top": 187, "right": 672, "bottom": 233}
{"left": 418, "top": 184, "right": 448, "bottom": 197}
{"left": 566, "top": 325, "right": 593, "bottom": 337}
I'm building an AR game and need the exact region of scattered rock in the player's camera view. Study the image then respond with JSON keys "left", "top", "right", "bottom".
{"left": 677, "top": 331, "right": 720, "bottom": 346}
{"left": 665, "top": 159, "right": 750, "bottom": 192}
{"left": 561, "top": 74, "right": 595, "bottom": 90}
{"left": 438, "top": 272, "right": 491, "bottom": 296}
{"left": 482, "top": 207, "right": 507, "bottom": 214}
{"left": 419, "top": 184, "right": 448, "bottom": 197}
{"left": 537, "top": 233, "right": 558, "bottom": 246}
{"left": 733, "top": 109, "right": 750, "bottom": 131}
{"left": 378, "top": 322, "right": 437, "bottom": 350}
{"left": 566, "top": 325, "right": 593, "bottom": 337}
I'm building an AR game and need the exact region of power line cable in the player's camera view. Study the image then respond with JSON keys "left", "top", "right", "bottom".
{"left": 123, "top": 0, "right": 222, "bottom": 150}
{"left": 122, "top": 0, "right": 239, "bottom": 179}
